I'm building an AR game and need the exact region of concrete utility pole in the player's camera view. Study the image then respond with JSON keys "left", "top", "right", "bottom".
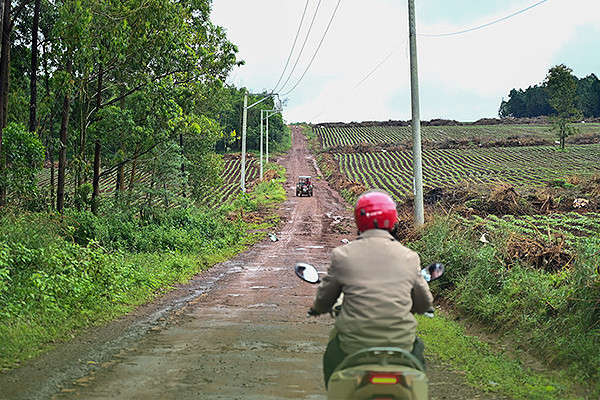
{"left": 259, "top": 109, "right": 264, "bottom": 180}
{"left": 241, "top": 94, "right": 248, "bottom": 192}
{"left": 241, "top": 92, "right": 276, "bottom": 191}
{"left": 263, "top": 109, "right": 279, "bottom": 164}
{"left": 408, "top": 0, "right": 425, "bottom": 226}
{"left": 259, "top": 108, "right": 280, "bottom": 179}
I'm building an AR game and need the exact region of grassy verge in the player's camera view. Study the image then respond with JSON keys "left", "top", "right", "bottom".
{"left": 418, "top": 314, "right": 581, "bottom": 400}
{"left": 0, "top": 166, "right": 286, "bottom": 370}
{"left": 412, "top": 216, "right": 599, "bottom": 399}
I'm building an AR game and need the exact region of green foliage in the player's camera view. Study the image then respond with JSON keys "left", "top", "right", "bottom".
{"left": 0, "top": 123, "right": 45, "bottom": 208}
{"left": 411, "top": 216, "right": 600, "bottom": 397}
{"left": 544, "top": 64, "right": 583, "bottom": 149}
{"left": 499, "top": 85, "right": 553, "bottom": 118}
{"left": 499, "top": 70, "right": 600, "bottom": 119}
{"left": 0, "top": 201, "right": 269, "bottom": 368}
{"left": 221, "top": 165, "right": 287, "bottom": 216}
{"left": 418, "top": 314, "right": 579, "bottom": 399}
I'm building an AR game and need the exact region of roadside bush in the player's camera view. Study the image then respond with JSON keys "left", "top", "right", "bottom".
{"left": 0, "top": 206, "right": 247, "bottom": 368}
{"left": 0, "top": 123, "right": 45, "bottom": 209}
{"left": 411, "top": 216, "right": 600, "bottom": 396}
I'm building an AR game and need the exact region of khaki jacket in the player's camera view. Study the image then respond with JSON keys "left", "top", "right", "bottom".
{"left": 312, "top": 229, "right": 433, "bottom": 355}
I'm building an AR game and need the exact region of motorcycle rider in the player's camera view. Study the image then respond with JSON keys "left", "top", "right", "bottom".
{"left": 308, "top": 190, "right": 434, "bottom": 387}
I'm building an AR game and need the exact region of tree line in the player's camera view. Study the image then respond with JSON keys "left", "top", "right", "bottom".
{"left": 499, "top": 68, "right": 600, "bottom": 119}
{"left": 0, "top": 0, "right": 285, "bottom": 215}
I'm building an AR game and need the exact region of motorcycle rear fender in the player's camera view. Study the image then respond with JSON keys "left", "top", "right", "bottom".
{"left": 328, "top": 364, "right": 427, "bottom": 400}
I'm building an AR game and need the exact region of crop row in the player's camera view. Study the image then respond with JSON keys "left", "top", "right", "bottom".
{"left": 201, "top": 158, "right": 259, "bottom": 209}
{"left": 335, "top": 144, "right": 600, "bottom": 201}
{"left": 35, "top": 158, "right": 259, "bottom": 209}
{"left": 316, "top": 123, "right": 600, "bottom": 149}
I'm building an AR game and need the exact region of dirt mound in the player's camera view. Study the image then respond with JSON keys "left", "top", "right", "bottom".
{"left": 314, "top": 119, "right": 462, "bottom": 129}
{"left": 472, "top": 117, "right": 550, "bottom": 125}
{"left": 410, "top": 176, "right": 600, "bottom": 217}
{"left": 504, "top": 232, "right": 573, "bottom": 272}
{"left": 325, "top": 135, "right": 553, "bottom": 153}
{"left": 223, "top": 152, "right": 256, "bottom": 160}
{"left": 566, "top": 132, "right": 600, "bottom": 145}
{"left": 326, "top": 142, "right": 409, "bottom": 154}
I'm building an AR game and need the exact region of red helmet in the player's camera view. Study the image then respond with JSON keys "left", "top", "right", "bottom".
{"left": 354, "top": 191, "right": 398, "bottom": 233}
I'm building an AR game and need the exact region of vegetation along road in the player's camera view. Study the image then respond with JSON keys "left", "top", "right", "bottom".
{"left": 0, "top": 127, "right": 518, "bottom": 400}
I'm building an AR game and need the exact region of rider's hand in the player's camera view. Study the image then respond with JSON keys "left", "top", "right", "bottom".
{"left": 307, "top": 308, "right": 320, "bottom": 317}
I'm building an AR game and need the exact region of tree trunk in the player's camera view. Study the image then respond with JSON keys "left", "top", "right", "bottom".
{"left": 115, "top": 85, "right": 125, "bottom": 198}
{"left": 1, "top": 12, "right": 9, "bottom": 129}
{"left": 91, "top": 140, "right": 100, "bottom": 215}
{"left": 49, "top": 140, "right": 54, "bottom": 200}
{"left": 57, "top": 58, "right": 73, "bottom": 213}
{"left": 0, "top": 0, "right": 11, "bottom": 207}
{"left": 180, "top": 132, "right": 186, "bottom": 197}
{"left": 29, "top": 0, "right": 40, "bottom": 133}
{"left": 44, "top": 43, "right": 54, "bottom": 208}
{"left": 91, "top": 63, "right": 103, "bottom": 212}
{"left": 128, "top": 142, "right": 140, "bottom": 191}
{"left": 115, "top": 164, "right": 124, "bottom": 195}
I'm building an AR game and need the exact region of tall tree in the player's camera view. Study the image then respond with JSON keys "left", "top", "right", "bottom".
{"left": 0, "top": 0, "right": 10, "bottom": 206}
{"left": 28, "top": 0, "right": 40, "bottom": 133}
{"left": 544, "top": 64, "right": 582, "bottom": 150}
{"left": 576, "top": 73, "right": 600, "bottom": 118}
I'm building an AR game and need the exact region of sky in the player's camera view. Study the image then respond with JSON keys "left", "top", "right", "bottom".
{"left": 210, "top": 0, "right": 600, "bottom": 124}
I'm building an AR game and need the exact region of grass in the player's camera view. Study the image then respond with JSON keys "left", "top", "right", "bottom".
{"left": 417, "top": 313, "right": 583, "bottom": 400}
{"left": 0, "top": 165, "right": 287, "bottom": 370}
{"left": 411, "top": 216, "right": 600, "bottom": 399}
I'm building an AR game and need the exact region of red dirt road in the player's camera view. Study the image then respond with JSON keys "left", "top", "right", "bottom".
{"left": 0, "top": 127, "right": 506, "bottom": 400}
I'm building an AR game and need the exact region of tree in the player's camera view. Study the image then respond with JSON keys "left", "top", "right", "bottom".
{"left": 499, "top": 89, "right": 527, "bottom": 118}
{"left": 499, "top": 86, "right": 551, "bottom": 119}
{"left": 0, "top": 122, "right": 45, "bottom": 208}
{"left": 576, "top": 73, "right": 600, "bottom": 118}
{"left": 544, "top": 64, "right": 582, "bottom": 150}
{"left": 0, "top": 0, "right": 11, "bottom": 207}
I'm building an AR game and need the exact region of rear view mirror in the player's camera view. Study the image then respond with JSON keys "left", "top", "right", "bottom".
{"left": 295, "top": 262, "right": 320, "bottom": 284}
{"left": 421, "top": 263, "right": 445, "bottom": 282}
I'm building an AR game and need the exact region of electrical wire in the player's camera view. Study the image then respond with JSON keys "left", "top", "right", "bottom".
{"left": 306, "top": 0, "right": 551, "bottom": 121}
{"left": 270, "top": 0, "right": 312, "bottom": 93}
{"left": 281, "top": 0, "right": 343, "bottom": 96}
{"left": 419, "top": 0, "right": 551, "bottom": 37}
{"left": 276, "top": 0, "right": 324, "bottom": 95}
{"left": 309, "top": 40, "right": 406, "bottom": 121}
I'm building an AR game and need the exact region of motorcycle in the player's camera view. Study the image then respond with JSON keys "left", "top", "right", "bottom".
{"left": 294, "top": 261, "right": 445, "bottom": 400}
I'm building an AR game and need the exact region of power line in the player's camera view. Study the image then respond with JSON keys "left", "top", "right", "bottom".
{"left": 309, "top": 40, "right": 407, "bottom": 121}
{"left": 281, "top": 0, "right": 343, "bottom": 96}
{"left": 307, "top": 0, "right": 551, "bottom": 121}
{"left": 275, "top": 0, "right": 324, "bottom": 94}
{"left": 270, "top": 0, "right": 311, "bottom": 93}
{"left": 419, "top": 0, "right": 551, "bottom": 37}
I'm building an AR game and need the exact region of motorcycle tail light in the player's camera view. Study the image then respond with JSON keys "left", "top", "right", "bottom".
{"left": 365, "top": 371, "right": 406, "bottom": 386}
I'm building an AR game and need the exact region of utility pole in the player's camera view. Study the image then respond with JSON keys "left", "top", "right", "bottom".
{"left": 260, "top": 109, "right": 263, "bottom": 179}
{"left": 241, "top": 92, "right": 276, "bottom": 191}
{"left": 241, "top": 93, "right": 248, "bottom": 192}
{"left": 408, "top": 0, "right": 424, "bottom": 226}
{"left": 261, "top": 108, "right": 279, "bottom": 169}
{"left": 265, "top": 111, "right": 270, "bottom": 164}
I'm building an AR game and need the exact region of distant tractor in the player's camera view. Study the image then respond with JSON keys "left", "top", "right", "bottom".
{"left": 296, "top": 176, "right": 314, "bottom": 197}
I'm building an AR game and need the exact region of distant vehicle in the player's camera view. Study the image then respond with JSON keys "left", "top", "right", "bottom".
{"left": 296, "top": 176, "right": 314, "bottom": 197}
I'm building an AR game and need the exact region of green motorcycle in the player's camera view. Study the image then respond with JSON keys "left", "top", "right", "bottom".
{"left": 295, "top": 262, "right": 444, "bottom": 400}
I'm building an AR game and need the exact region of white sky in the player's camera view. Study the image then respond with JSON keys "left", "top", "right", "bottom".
{"left": 211, "top": 0, "right": 600, "bottom": 123}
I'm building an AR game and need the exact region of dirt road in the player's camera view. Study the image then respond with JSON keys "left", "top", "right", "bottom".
{"left": 0, "top": 127, "right": 505, "bottom": 399}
